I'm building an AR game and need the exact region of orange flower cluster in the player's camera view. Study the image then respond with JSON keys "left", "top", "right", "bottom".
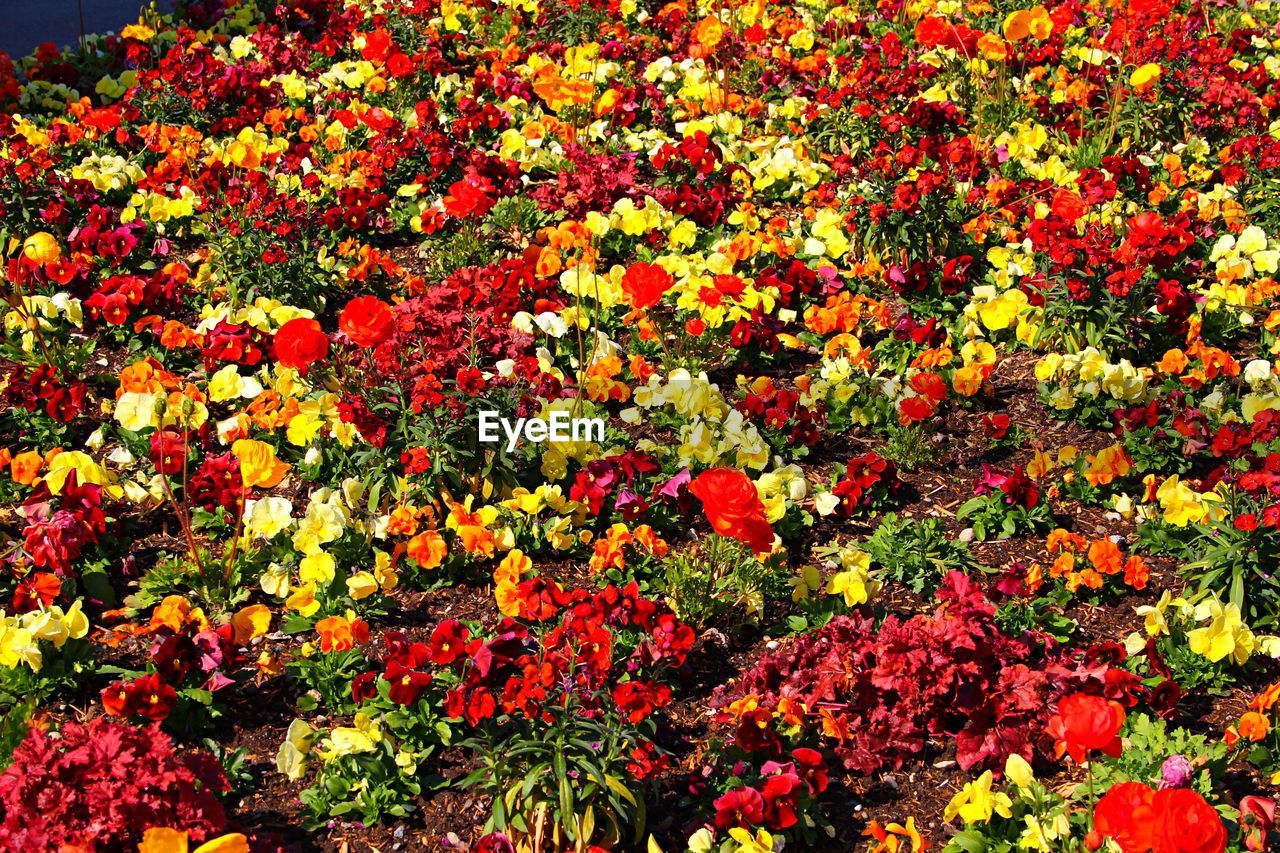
{"left": 1033, "top": 529, "right": 1149, "bottom": 593}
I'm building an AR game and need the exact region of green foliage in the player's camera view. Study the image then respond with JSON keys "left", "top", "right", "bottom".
{"left": 460, "top": 696, "right": 652, "bottom": 850}
{"left": 862, "top": 513, "right": 978, "bottom": 596}
{"left": 1091, "top": 713, "right": 1228, "bottom": 798}
{"left": 659, "top": 538, "right": 789, "bottom": 631}
{"left": 880, "top": 423, "right": 939, "bottom": 472}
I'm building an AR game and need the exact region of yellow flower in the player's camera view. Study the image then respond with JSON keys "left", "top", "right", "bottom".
{"left": 373, "top": 550, "right": 399, "bottom": 592}
{"left": 299, "top": 550, "right": 336, "bottom": 586}
{"left": 275, "top": 718, "right": 315, "bottom": 781}
{"left": 1130, "top": 63, "right": 1162, "bottom": 87}
{"left": 1004, "top": 753, "right": 1035, "bottom": 790}
{"left": 232, "top": 439, "right": 290, "bottom": 489}
{"left": 260, "top": 563, "right": 290, "bottom": 598}
{"left": 727, "top": 827, "right": 774, "bottom": 853}
{"left": 1155, "top": 475, "right": 1219, "bottom": 526}
{"left": 0, "top": 617, "right": 41, "bottom": 671}
{"left": 1188, "top": 597, "right": 1256, "bottom": 664}
{"left": 22, "top": 232, "right": 61, "bottom": 264}
{"left": 944, "top": 771, "right": 1013, "bottom": 824}
{"left": 44, "top": 451, "right": 116, "bottom": 496}
{"left": 231, "top": 604, "right": 271, "bottom": 644}
{"left": 115, "top": 391, "right": 162, "bottom": 431}
{"left": 346, "top": 571, "right": 379, "bottom": 600}
{"left": 244, "top": 496, "right": 294, "bottom": 539}
{"left": 827, "top": 553, "right": 882, "bottom": 608}
{"left": 317, "top": 712, "right": 383, "bottom": 761}
{"left": 138, "top": 827, "right": 249, "bottom": 853}
{"left": 285, "top": 582, "right": 320, "bottom": 617}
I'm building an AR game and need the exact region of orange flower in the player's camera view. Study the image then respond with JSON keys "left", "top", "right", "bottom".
{"left": 689, "top": 468, "right": 774, "bottom": 554}
{"left": 1084, "top": 444, "right": 1133, "bottom": 487}
{"left": 1250, "top": 681, "right": 1280, "bottom": 713}
{"left": 1239, "top": 711, "right": 1271, "bottom": 742}
{"left": 1157, "top": 348, "right": 1188, "bottom": 374}
{"left": 952, "top": 363, "right": 988, "bottom": 397}
{"left": 407, "top": 529, "right": 447, "bottom": 568}
{"left": 691, "top": 16, "right": 726, "bottom": 52}
{"left": 10, "top": 450, "right": 43, "bottom": 485}
{"left": 864, "top": 817, "right": 931, "bottom": 852}
{"left": 315, "top": 615, "right": 369, "bottom": 653}
{"left": 1087, "top": 539, "right": 1123, "bottom": 575}
{"left": 1124, "top": 556, "right": 1149, "bottom": 590}
{"left": 1046, "top": 528, "right": 1086, "bottom": 554}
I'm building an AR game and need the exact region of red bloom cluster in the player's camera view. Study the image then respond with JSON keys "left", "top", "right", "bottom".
{"left": 715, "top": 572, "right": 1141, "bottom": 773}
{"left": 0, "top": 718, "right": 229, "bottom": 849}
{"left": 436, "top": 582, "right": 693, "bottom": 745}
{"left": 832, "top": 451, "right": 902, "bottom": 515}
{"left": 712, "top": 748, "right": 830, "bottom": 833}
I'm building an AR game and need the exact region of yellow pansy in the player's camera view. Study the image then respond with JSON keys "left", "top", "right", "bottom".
{"left": 299, "top": 550, "right": 337, "bottom": 585}
{"left": 346, "top": 571, "right": 379, "bottom": 600}
{"left": 285, "top": 582, "right": 321, "bottom": 617}
{"left": 1130, "top": 63, "right": 1161, "bottom": 87}
{"left": 232, "top": 439, "right": 290, "bottom": 489}
{"left": 1188, "top": 597, "right": 1256, "bottom": 664}
{"left": 244, "top": 496, "right": 294, "bottom": 539}
{"left": 944, "top": 771, "right": 1013, "bottom": 824}
{"left": 826, "top": 549, "right": 881, "bottom": 607}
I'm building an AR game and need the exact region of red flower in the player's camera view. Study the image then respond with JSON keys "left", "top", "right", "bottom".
{"left": 428, "top": 620, "right": 472, "bottom": 666}
{"left": 1092, "top": 781, "right": 1156, "bottom": 853}
{"left": 13, "top": 572, "right": 60, "bottom": 612}
{"left": 1151, "top": 787, "right": 1227, "bottom": 853}
{"left": 442, "top": 179, "right": 494, "bottom": 218}
{"left": 1049, "top": 692, "right": 1125, "bottom": 763}
{"left": 713, "top": 786, "right": 765, "bottom": 829}
{"left": 339, "top": 296, "right": 396, "bottom": 347}
{"left": 124, "top": 673, "right": 178, "bottom": 722}
{"left": 619, "top": 262, "right": 674, "bottom": 310}
{"left": 1240, "top": 795, "right": 1276, "bottom": 852}
{"left": 273, "top": 317, "right": 329, "bottom": 372}
{"left": 149, "top": 428, "right": 188, "bottom": 476}
{"left": 688, "top": 467, "right": 774, "bottom": 554}
{"left": 791, "top": 747, "right": 829, "bottom": 794}
{"left": 385, "top": 660, "right": 432, "bottom": 706}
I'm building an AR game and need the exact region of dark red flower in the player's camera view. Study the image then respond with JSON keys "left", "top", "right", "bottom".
{"left": 713, "top": 786, "right": 765, "bottom": 829}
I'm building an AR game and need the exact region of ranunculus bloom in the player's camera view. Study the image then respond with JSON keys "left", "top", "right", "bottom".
{"left": 688, "top": 467, "right": 774, "bottom": 554}
{"left": 273, "top": 317, "right": 329, "bottom": 372}
{"left": 339, "top": 296, "right": 395, "bottom": 347}
{"left": 1151, "top": 787, "right": 1227, "bottom": 853}
{"left": 620, "top": 262, "right": 674, "bottom": 310}
{"left": 1048, "top": 692, "right": 1125, "bottom": 763}
{"left": 1093, "top": 781, "right": 1156, "bottom": 853}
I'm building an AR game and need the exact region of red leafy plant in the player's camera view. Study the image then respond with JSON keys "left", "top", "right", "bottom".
{"left": 0, "top": 717, "right": 230, "bottom": 849}
{"left": 713, "top": 572, "right": 1139, "bottom": 773}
